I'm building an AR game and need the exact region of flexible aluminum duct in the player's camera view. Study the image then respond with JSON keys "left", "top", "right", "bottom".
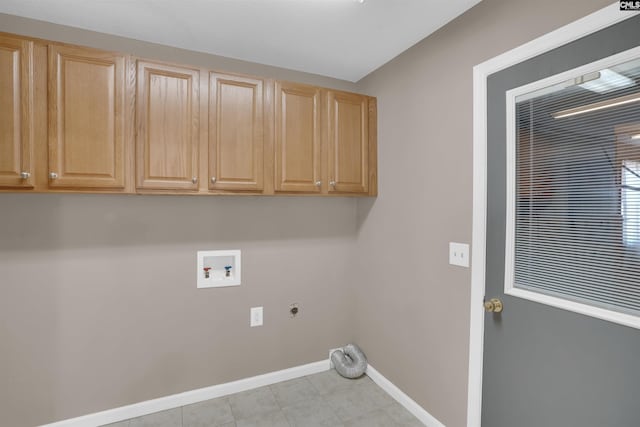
{"left": 331, "top": 344, "right": 368, "bottom": 379}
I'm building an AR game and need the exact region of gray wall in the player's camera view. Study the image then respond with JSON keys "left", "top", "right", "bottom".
{"left": 0, "top": 1, "right": 619, "bottom": 426}
{"left": 353, "top": 0, "right": 613, "bottom": 426}
{"left": 0, "top": 14, "right": 360, "bottom": 427}
{"left": 0, "top": 195, "right": 359, "bottom": 427}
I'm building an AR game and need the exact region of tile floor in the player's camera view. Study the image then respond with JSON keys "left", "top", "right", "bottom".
{"left": 103, "top": 369, "right": 424, "bottom": 427}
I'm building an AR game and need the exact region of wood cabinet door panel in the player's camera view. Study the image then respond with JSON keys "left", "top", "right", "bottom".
{"left": 48, "top": 45, "right": 126, "bottom": 189}
{"left": 275, "top": 82, "right": 321, "bottom": 193}
{"left": 0, "top": 35, "right": 33, "bottom": 188}
{"left": 328, "top": 91, "right": 368, "bottom": 194}
{"left": 136, "top": 61, "right": 199, "bottom": 190}
{"left": 209, "top": 73, "right": 263, "bottom": 191}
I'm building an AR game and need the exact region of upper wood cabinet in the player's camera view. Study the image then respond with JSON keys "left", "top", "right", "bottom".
{"left": 48, "top": 44, "right": 128, "bottom": 189}
{"left": 136, "top": 60, "right": 200, "bottom": 191}
{"left": 209, "top": 72, "right": 264, "bottom": 192}
{"left": 0, "top": 31, "right": 377, "bottom": 196}
{"left": 327, "top": 90, "right": 369, "bottom": 194}
{"left": 0, "top": 35, "right": 34, "bottom": 189}
{"left": 274, "top": 82, "right": 322, "bottom": 193}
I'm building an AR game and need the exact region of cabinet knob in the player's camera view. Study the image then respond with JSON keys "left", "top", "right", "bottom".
{"left": 329, "top": 181, "right": 336, "bottom": 187}
{"left": 192, "top": 177, "right": 198, "bottom": 184}
{"left": 20, "top": 172, "right": 30, "bottom": 179}
{"left": 211, "top": 177, "right": 217, "bottom": 184}
{"left": 49, "top": 172, "right": 58, "bottom": 180}
{"left": 315, "top": 181, "right": 321, "bottom": 187}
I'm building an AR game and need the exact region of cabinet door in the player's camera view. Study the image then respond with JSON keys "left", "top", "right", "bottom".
{"left": 209, "top": 73, "right": 263, "bottom": 191}
{"left": 274, "top": 82, "right": 322, "bottom": 193}
{"left": 327, "top": 91, "right": 369, "bottom": 194}
{"left": 136, "top": 61, "right": 199, "bottom": 190}
{"left": 0, "top": 35, "right": 34, "bottom": 188}
{"left": 48, "top": 45, "right": 127, "bottom": 189}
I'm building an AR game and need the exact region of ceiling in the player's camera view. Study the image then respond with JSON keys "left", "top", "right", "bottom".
{"left": 0, "top": 0, "right": 482, "bottom": 82}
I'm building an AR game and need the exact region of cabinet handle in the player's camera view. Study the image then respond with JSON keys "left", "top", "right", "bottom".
{"left": 211, "top": 177, "right": 216, "bottom": 184}
{"left": 329, "top": 181, "right": 336, "bottom": 187}
{"left": 315, "top": 181, "right": 321, "bottom": 187}
{"left": 20, "top": 172, "right": 30, "bottom": 179}
{"left": 49, "top": 172, "right": 58, "bottom": 180}
{"left": 192, "top": 177, "right": 198, "bottom": 184}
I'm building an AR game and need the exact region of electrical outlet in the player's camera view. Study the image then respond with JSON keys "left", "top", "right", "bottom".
{"left": 250, "top": 307, "right": 263, "bottom": 327}
{"left": 449, "top": 242, "right": 470, "bottom": 267}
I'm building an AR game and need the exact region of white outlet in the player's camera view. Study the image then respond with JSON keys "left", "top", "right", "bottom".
{"left": 250, "top": 307, "right": 263, "bottom": 327}
{"left": 449, "top": 242, "right": 470, "bottom": 267}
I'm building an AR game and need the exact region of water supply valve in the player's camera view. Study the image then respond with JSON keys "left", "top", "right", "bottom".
{"left": 196, "top": 249, "right": 241, "bottom": 289}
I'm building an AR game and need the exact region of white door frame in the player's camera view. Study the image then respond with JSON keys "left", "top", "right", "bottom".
{"left": 467, "top": 3, "right": 638, "bottom": 426}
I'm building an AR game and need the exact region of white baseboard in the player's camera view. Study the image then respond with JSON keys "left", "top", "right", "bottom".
{"left": 41, "top": 358, "right": 444, "bottom": 427}
{"left": 366, "top": 365, "right": 446, "bottom": 427}
{"left": 40, "top": 360, "right": 329, "bottom": 427}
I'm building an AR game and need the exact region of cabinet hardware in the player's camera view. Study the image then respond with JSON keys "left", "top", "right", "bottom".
{"left": 20, "top": 172, "right": 30, "bottom": 179}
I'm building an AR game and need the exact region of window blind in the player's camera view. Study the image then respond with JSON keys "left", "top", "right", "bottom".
{"left": 513, "top": 55, "right": 640, "bottom": 317}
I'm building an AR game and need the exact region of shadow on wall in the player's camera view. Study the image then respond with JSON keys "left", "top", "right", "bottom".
{"left": 0, "top": 194, "right": 358, "bottom": 252}
{"left": 355, "top": 197, "right": 376, "bottom": 232}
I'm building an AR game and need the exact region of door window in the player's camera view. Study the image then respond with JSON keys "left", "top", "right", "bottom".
{"left": 505, "top": 48, "right": 640, "bottom": 328}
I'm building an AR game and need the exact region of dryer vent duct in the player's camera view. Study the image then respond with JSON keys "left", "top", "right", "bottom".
{"left": 331, "top": 344, "right": 368, "bottom": 379}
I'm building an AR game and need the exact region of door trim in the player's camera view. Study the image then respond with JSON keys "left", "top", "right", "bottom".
{"left": 467, "top": 3, "right": 638, "bottom": 426}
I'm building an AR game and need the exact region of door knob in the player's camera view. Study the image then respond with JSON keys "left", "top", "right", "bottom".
{"left": 315, "top": 181, "right": 321, "bottom": 187}
{"left": 192, "top": 177, "right": 198, "bottom": 184}
{"left": 49, "top": 172, "right": 58, "bottom": 180}
{"left": 211, "top": 177, "right": 216, "bottom": 183}
{"left": 329, "top": 180, "right": 336, "bottom": 187}
{"left": 484, "top": 298, "right": 503, "bottom": 313}
{"left": 20, "top": 172, "right": 30, "bottom": 179}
